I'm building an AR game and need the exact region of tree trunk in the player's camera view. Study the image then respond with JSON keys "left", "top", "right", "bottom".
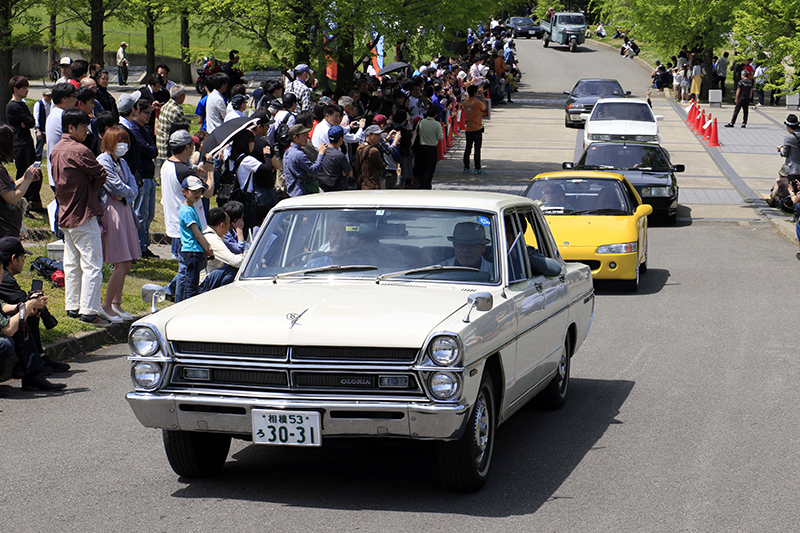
{"left": 701, "top": 49, "right": 713, "bottom": 101}
{"left": 180, "top": 11, "right": 191, "bottom": 84}
{"left": 90, "top": 0, "right": 104, "bottom": 65}
{"left": 49, "top": 13, "right": 57, "bottom": 65}
{"left": 145, "top": 8, "right": 155, "bottom": 75}
{"left": 336, "top": 32, "right": 354, "bottom": 91}
{"left": 0, "top": 0, "right": 13, "bottom": 123}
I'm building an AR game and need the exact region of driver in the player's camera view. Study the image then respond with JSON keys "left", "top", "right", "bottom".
{"left": 441, "top": 222, "right": 493, "bottom": 274}
{"left": 306, "top": 220, "right": 405, "bottom": 268}
{"left": 540, "top": 183, "right": 571, "bottom": 208}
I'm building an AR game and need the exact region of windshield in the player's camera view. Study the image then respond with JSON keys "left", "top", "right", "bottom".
{"left": 241, "top": 208, "right": 499, "bottom": 283}
{"left": 573, "top": 80, "right": 624, "bottom": 97}
{"left": 511, "top": 17, "right": 535, "bottom": 25}
{"left": 524, "top": 178, "right": 633, "bottom": 216}
{"left": 557, "top": 14, "right": 585, "bottom": 25}
{"left": 591, "top": 102, "right": 654, "bottom": 122}
{"left": 580, "top": 144, "right": 671, "bottom": 170}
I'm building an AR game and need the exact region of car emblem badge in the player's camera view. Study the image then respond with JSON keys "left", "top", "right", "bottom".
{"left": 286, "top": 309, "right": 308, "bottom": 329}
{"left": 563, "top": 241, "right": 569, "bottom": 246}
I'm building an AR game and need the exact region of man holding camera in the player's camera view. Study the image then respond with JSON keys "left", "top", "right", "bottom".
{"left": 0, "top": 238, "right": 67, "bottom": 391}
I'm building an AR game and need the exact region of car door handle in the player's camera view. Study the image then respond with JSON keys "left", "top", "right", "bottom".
{"left": 535, "top": 283, "right": 543, "bottom": 292}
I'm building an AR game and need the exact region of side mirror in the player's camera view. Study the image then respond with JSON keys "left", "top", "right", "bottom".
{"left": 562, "top": 161, "right": 574, "bottom": 169}
{"left": 625, "top": 91, "right": 632, "bottom": 96}
{"left": 463, "top": 292, "right": 493, "bottom": 323}
{"left": 563, "top": 90, "right": 571, "bottom": 95}
{"left": 673, "top": 164, "right": 685, "bottom": 172}
{"left": 142, "top": 284, "right": 166, "bottom": 314}
{"left": 579, "top": 112, "right": 590, "bottom": 121}
{"left": 655, "top": 115, "right": 664, "bottom": 120}
{"left": 635, "top": 204, "right": 654, "bottom": 218}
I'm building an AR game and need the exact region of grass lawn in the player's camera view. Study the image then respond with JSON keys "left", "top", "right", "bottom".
{"left": 17, "top": 7, "right": 252, "bottom": 64}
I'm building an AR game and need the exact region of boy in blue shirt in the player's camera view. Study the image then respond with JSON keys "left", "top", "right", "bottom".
{"left": 177, "top": 176, "right": 214, "bottom": 302}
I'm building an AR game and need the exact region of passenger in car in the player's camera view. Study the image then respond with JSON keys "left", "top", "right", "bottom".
{"left": 306, "top": 220, "right": 406, "bottom": 268}
{"left": 505, "top": 215, "right": 562, "bottom": 279}
{"left": 441, "top": 222, "right": 493, "bottom": 274}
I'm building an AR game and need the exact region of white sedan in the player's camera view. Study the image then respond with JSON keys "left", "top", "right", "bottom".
{"left": 582, "top": 98, "right": 663, "bottom": 149}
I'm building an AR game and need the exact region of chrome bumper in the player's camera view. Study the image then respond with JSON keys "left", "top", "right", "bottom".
{"left": 126, "top": 392, "right": 471, "bottom": 440}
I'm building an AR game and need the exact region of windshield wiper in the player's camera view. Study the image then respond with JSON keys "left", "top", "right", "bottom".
{"left": 376, "top": 264, "right": 479, "bottom": 283}
{"left": 570, "top": 208, "right": 630, "bottom": 215}
{"left": 577, "top": 164, "right": 615, "bottom": 169}
{"left": 540, "top": 206, "right": 576, "bottom": 214}
{"left": 272, "top": 264, "right": 377, "bottom": 283}
{"left": 624, "top": 166, "right": 658, "bottom": 171}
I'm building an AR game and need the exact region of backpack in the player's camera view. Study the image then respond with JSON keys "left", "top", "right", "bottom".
{"left": 30, "top": 257, "right": 65, "bottom": 288}
{"left": 274, "top": 112, "right": 294, "bottom": 157}
{"left": 217, "top": 153, "right": 246, "bottom": 206}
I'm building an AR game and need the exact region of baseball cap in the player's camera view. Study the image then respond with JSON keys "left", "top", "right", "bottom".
{"left": 43, "top": 88, "right": 52, "bottom": 96}
{"left": 295, "top": 63, "right": 313, "bottom": 75}
{"left": 59, "top": 56, "right": 72, "bottom": 66}
{"left": 181, "top": 176, "right": 207, "bottom": 191}
{"left": 364, "top": 125, "right": 382, "bottom": 136}
{"left": 231, "top": 94, "right": 248, "bottom": 108}
{"left": 0, "top": 237, "right": 32, "bottom": 257}
{"left": 288, "top": 124, "right": 311, "bottom": 137}
{"left": 328, "top": 125, "right": 345, "bottom": 142}
{"left": 372, "top": 114, "right": 387, "bottom": 127}
{"left": 319, "top": 96, "right": 332, "bottom": 105}
{"left": 169, "top": 129, "right": 194, "bottom": 147}
{"left": 117, "top": 90, "right": 142, "bottom": 114}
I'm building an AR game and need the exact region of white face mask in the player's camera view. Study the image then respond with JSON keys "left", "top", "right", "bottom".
{"left": 115, "top": 143, "right": 129, "bottom": 157}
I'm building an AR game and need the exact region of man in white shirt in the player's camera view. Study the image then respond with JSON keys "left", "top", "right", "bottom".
{"left": 55, "top": 57, "right": 71, "bottom": 85}
{"left": 45, "top": 83, "right": 76, "bottom": 188}
{"left": 311, "top": 104, "right": 342, "bottom": 149}
{"left": 156, "top": 63, "right": 176, "bottom": 92}
{"left": 116, "top": 43, "right": 128, "bottom": 85}
{"left": 205, "top": 73, "right": 229, "bottom": 133}
{"left": 267, "top": 93, "right": 297, "bottom": 147}
{"left": 225, "top": 94, "right": 248, "bottom": 121}
{"left": 200, "top": 207, "right": 247, "bottom": 291}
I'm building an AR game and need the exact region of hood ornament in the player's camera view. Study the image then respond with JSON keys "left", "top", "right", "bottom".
{"left": 286, "top": 309, "right": 308, "bottom": 329}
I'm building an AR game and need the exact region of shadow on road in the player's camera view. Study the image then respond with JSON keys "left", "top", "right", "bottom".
{"left": 593, "top": 267, "right": 671, "bottom": 295}
{"left": 170, "top": 377, "right": 634, "bottom": 517}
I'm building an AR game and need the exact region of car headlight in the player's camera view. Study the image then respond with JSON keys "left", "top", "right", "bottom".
{"left": 634, "top": 135, "right": 658, "bottom": 142}
{"left": 429, "top": 372, "right": 460, "bottom": 400}
{"left": 130, "top": 327, "right": 160, "bottom": 356}
{"left": 597, "top": 242, "right": 638, "bottom": 254}
{"left": 428, "top": 336, "right": 461, "bottom": 366}
{"left": 641, "top": 186, "right": 673, "bottom": 197}
{"left": 589, "top": 134, "right": 612, "bottom": 141}
{"left": 132, "top": 361, "right": 162, "bottom": 389}
{"left": 567, "top": 103, "right": 584, "bottom": 110}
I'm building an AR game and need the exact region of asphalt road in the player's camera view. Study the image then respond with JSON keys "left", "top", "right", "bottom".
{"left": 3, "top": 40, "right": 800, "bottom": 532}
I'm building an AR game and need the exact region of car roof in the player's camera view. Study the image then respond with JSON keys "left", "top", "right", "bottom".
{"left": 272, "top": 190, "right": 537, "bottom": 212}
{"left": 585, "top": 141, "right": 664, "bottom": 149}
{"left": 594, "top": 98, "right": 649, "bottom": 105}
{"left": 574, "top": 78, "right": 622, "bottom": 84}
{"left": 532, "top": 170, "right": 627, "bottom": 182}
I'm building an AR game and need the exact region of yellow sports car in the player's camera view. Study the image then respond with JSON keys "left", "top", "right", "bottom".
{"left": 523, "top": 171, "right": 652, "bottom": 292}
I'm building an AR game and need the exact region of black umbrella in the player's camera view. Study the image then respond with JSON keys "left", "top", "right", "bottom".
{"left": 378, "top": 62, "right": 410, "bottom": 76}
{"left": 201, "top": 115, "right": 261, "bottom": 159}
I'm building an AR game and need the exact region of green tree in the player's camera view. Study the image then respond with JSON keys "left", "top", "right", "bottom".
{"left": 593, "top": 0, "right": 736, "bottom": 99}
{"left": 732, "top": 0, "right": 800, "bottom": 93}
{"left": 68, "top": 0, "right": 125, "bottom": 65}
{"left": 0, "top": 0, "right": 40, "bottom": 122}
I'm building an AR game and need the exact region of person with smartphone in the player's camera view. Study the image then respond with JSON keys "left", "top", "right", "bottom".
{"left": 0, "top": 237, "right": 66, "bottom": 391}
{"left": 0, "top": 125, "right": 41, "bottom": 239}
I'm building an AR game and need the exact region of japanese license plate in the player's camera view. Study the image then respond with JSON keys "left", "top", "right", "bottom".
{"left": 252, "top": 409, "right": 321, "bottom": 447}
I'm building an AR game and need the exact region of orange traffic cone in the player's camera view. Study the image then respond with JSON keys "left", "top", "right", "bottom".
{"left": 695, "top": 110, "right": 706, "bottom": 135}
{"left": 702, "top": 113, "right": 713, "bottom": 141}
{"left": 686, "top": 102, "right": 696, "bottom": 124}
{"left": 707, "top": 118, "right": 721, "bottom": 147}
{"left": 446, "top": 121, "right": 453, "bottom": 148}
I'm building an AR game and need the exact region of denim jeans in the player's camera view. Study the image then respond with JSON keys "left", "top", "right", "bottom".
{"left": 177, "top": 251, "right": 205, "bottom": 303}
{"left": 134, "top": 178, "right": 156, "bottom": 252}
{"left": 0, "top": 336, "right": 14, "bottom": 373}
{"left": 200, "top": 264, "right": 238, "bottom": 292}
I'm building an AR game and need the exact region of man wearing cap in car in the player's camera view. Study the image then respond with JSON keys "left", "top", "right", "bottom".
{"left": 116, "top": 42, "right": 129, "bottom": 85}
{"left": 442, "top": 221, "right": 493, "bottom": 274}
{"left": 283, "top": 124, "right": 328, "bottom": 196}
{"left": 286, "top": 64, "right": 314, "bottom": 112}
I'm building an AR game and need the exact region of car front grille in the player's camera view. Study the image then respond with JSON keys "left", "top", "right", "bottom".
{"left": 171, "top": 342, "right": 419, "bottom": 364}
{"left": 172, "top": 341, "right": 286, "bottom": 360}
{"left": 293, "top": 346, "right": 418, "bottom": 363}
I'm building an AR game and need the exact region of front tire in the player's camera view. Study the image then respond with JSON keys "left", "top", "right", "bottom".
{"left": 196, "top": 79, "right": 205, "bottom": 96}
{"left": 537, "top": 341, "right": 570, "bottom": 409}
{"left": 570, "top": 39, "right": 577, "bottom": 52}
{"left": 543, "top": 34, "right": 550, "bottom": 47}
{"left": 623, "top": 263, "right": 640, "bottom": 293}
{"left": 640, "top": 238, "right": 648, "bottom": 274}
{"left": 437, "top": 372, "right": 496, "bottom": 493}
{"left": 163, "top": 430, "right": 231, "bottom": 478}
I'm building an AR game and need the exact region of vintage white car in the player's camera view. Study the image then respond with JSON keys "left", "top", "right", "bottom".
{"left": 126, "top": 191, "right": 595, "bottom": 492}
{"left": 582, "top": 98, "right": 663, "bottom": 149}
